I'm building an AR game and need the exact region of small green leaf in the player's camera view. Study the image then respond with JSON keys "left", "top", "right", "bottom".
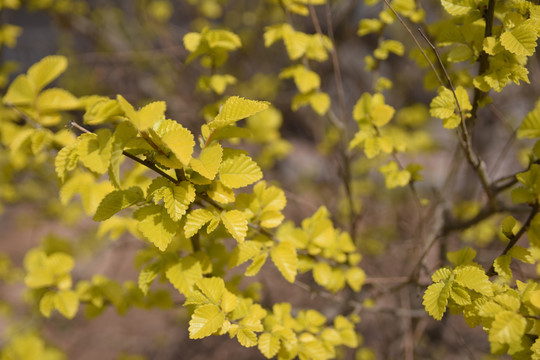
{"left": 454, "top": 265, "right": 493, "bottom": 296}
{"left": 447, "top": 247, "right": 477, "bottom": 266}
{"left": 147, "top": 178, "right": 196, "bottom": 221}
{"left": 160, "top": 126, "right": 195, "bottom": 167}
{"left": 237, "top": 328, "right": 258, "bottom": 347}
{"left": 345, "top": 267, "right": 366, "bottom": 292}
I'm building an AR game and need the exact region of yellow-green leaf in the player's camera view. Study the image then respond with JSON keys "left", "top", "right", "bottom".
{"left": 27, "top": 55, "right": 68, "bottom": 92}
{"left": 185, "top": 208, "right": 214, "bottom": 238}
{"left": 488, "top": 311, "right": 526, "bottom": 345}
{"left": 166, "top": 257, "right": 203, "bottom": 296}
{"left": 219, "top": 154, "right": 262, "bottom": 188}
{"left": 134, "top": 205, "right": 179, "bottom": 251}
{"left": 77, "top": 129, "right": 113, "bottom": 174}
{"left": 345, "top": 267, "right": 366, "bottom": 292}
{"left": 93, "top": 187, "right": 144, "bottom": 221}
{"left": 237, "top": 328, "right": 258, "bottom": 347}
{"left": 270, "top": 241, "right": 298, "bottom": 283}
{"left": 221, "top": 210, "right": 248, "bottom": 242}
{"left": 3, "top": 74, "right": 35, "bottom": 105}
{"left": 454, "top": 265, "right": 493, "bottom": 296}
{"left": 423, "top": 281, "right": 451, "bottom": 320}
{"left": 36, "top": 88, "right": 79, "bottom": 112}
{"left": 258, "top": 332, "right": 280, "bottom": 359}
{"left": 196, "top": 277, "right": 225, "bottom": 304}
{"left": 160, "top": 126, "right": 195, "bottom": 167}
{"left": 147, "top": 178, "right": 196, "bottom": 221}
{"left": 190, "top": 142, "right": 223, "bottom": 180}
{"left": 211, "top": 96, "right": 269, "bottom": 129}
{"left": 500, "top": 24, "right": 537, "bottom": 57}
{"left": 54, "top": 290, "right": 79, "bottom": 319}
{"left": 188, "top": 304, "right": 226, "bottom": 339}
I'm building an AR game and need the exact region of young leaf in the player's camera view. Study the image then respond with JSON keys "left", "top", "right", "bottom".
{"left": 36, "top": 88, "right": 79, "bottom": 112}
{"left": 423, "top": 282, "right": 451, "bottom": 320}
{"left": 190, "top": 142, "right": 223, "bottom": 180}
{"left": 77, "top": 129, "right": 113, "bottom": 174}
{"left": 3, "top": 74, "right": 35, "bottom": 105}
{"left": 134, "top": 205, "right": 179, "bottom": 251}
{"left": 196, "top": 277, "right": 225, "bottom": 304}
{"left": 93, "top": 187, "right": 144, "bottom": 221}
{"left": 500, "top": 24, "right": 537, "bottom": 57}
{"left": 270, "top": 241, "right": 298, "bottom": 283}
{"left": 166, "top": 257, "right": 203, "bottom": 296}
{"left": 488, "top": 311, "right": 526, "bottom": 345}
{"left": 454, "top": 265, "right": 493, "bottom": 296}
{"left": 147, "top": 178, "right": 196, "bottom": 221}
{"left": 237, "top": 328, "right": 258, "bottom": 347}
{"left": 27, "top": 55, "right": 68, "bottom": 92}
{"left": 258, "top": 332, "right": 280, "bottom": 358}
{"left": 188, "top": 304, "right": 226, "bottom": 339}
{"left": 54, "top": 290, "right": 79, "bottom": 319}
{"left": 219, "top": 154, "right": 262, "bottom": 188}
{"left": 345, "top": 267, "right": 366, "bottom": 292}
{"left": 160, "top": 126, "right": 195, "bottom": 167}
{"left": 210, "top": 96, "right": 269, "bottom": 129}
{"left": 221, "top": 210, "right": 248, "bottom": 243}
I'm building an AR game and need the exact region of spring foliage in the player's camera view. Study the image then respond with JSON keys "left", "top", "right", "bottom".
{"left": 1, "top": 0, "right": 540, "bottom": 359}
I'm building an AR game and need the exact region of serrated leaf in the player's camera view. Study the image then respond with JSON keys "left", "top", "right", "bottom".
{"left": 160, "top": 126, "right": 195, "bottom": 167}
{"left": 196, "top": 277, "right": 225, "bottom": 304}
{"left": 190, "top": 142, "right": 223, "bottom": 180}
{"left": 77, "top": 129, "right": 113, "bottom": 174}
{"left": 229, "top": 241, "right": 263, "bottom": 268}
{"left": 500, "top": 24, "right": 537, "bottom": 56}
{"left": 237, "top": 328, "right": 258, "bottom": 347}
{"left": 109, "top": 121, "right": 137, "bottom": 188}
{"left": 211, "top": 96, "right": 269, "bottom": 129}
{"left": 488, "top": 311, "right": 526, "bottom": 345}
{"left": 185, "top": 208, "right": 214, "bottom": 238}
{"left": 134, "top": 205, "right": 179, "bottom": 251}
{"left": 221, "top": 289, "right": 238, "bottom": 313}
{"left": 117, "top": 95, "right": 166, "bottom": 131}
{"left": 188, "top": 304, "right": 226, "bottom": 339}
{"left": 138, "top": 262, "right": 161, "bottom": 296}
{"left": 54, "top": 290, "right": 79, "bottom": 319}
{"left": 246, "top": 253, "right": 267, "bottom": 276}
{"left": 147, "top": 178, "right": 196, "bottom": 221}
{"left": 207, "top": 181, "right": 235, "bottom": 204}
{"left": 93, "top": 187, "right": 144, "bottom": 221}
{"left": 219, "top": 154, "right": 262, "bottom": 188}
{"left": 221, "top": 210, "right": 248, "bottom": 243}
{"left": 270, "top": 241, "right": 298, "bottom": 283}
{"left": 440, "top": 0, "right": 475, "bottom": 16}
{"left": 27, "top": 55, "right": 67, "bottom": 92}
{"left": 454, "top": 265, "right": 493, "bottom": 296}
{"left": 494, "top": 254, "right": 513, "bottom": 280}
{"left": 55, "top": 142, "right": 78, "bottom": 183}
{"left": 450, "top": 286, "right": 471, "bottom": 305}
{"left": 166, "top": 257, "right": 203, "bottom": 296}
{"left": 423, "top": 281, "right": 451, "bottom": 320}
{"left": 258, "top": 332, "right": 280, "bottom": 359}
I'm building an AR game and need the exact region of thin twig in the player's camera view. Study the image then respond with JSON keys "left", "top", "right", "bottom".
{"left": 487, "top": 202, "right": 539, "bottom": 276}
